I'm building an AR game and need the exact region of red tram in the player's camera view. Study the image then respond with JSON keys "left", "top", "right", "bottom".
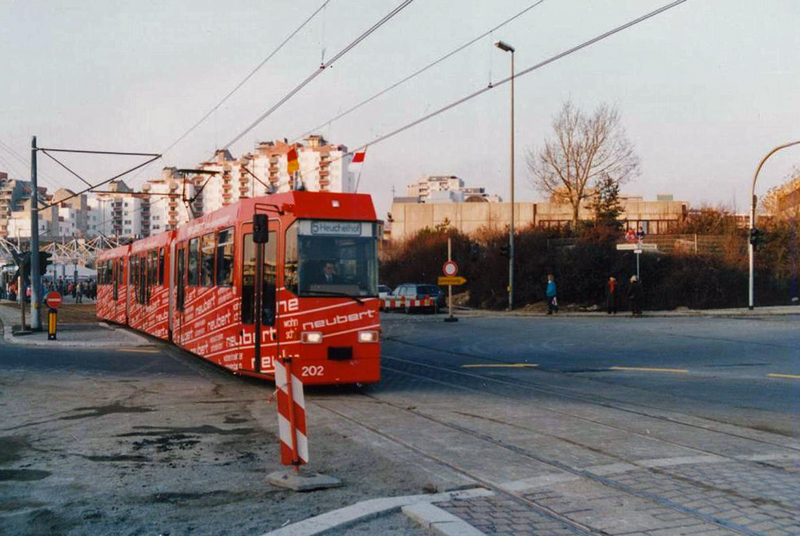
{"left": 96, "top": 191, "right": 381, "bottom": 385}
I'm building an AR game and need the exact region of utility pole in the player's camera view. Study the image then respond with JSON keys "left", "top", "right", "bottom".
{"left": 30, "top": 136, "right": 42, "bottom": 331}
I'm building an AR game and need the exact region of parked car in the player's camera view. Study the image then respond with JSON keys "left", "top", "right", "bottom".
{"left": 390, "top": 283, "right": 445, "bottom": 313}
{"left": 378, "top": 285, "right": 392, "bottom": 300}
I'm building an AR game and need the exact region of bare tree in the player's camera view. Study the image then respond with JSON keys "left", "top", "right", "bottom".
{"left": 527, "top": 101, "right": 640, "bottom": 228}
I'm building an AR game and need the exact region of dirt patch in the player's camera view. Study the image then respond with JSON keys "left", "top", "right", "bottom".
{"left": 0, "top": 469, "right": 52, "bottom": 481}
{"left": 0, "top": 436, "right": 29, "bottom": 465}
{"left": 59, "top": 402, "right": 154, "bottom": 420}
{"left": 118, "top": 425, "right": 256, "bottom": 437}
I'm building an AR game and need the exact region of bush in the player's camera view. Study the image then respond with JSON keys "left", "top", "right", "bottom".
{"left": 382, "top": 222, "right": 799, "bottom": 310}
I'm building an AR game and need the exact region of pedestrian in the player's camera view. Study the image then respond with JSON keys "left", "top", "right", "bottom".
{"left": 628, "top": 275, "right": 642, "bottom": 317}
{"left": 76, "top": 281, "right": 84, "bottom": 303}
{"left": 636, "top": 226, "right": 646, "bottom": 240}
{"left": 546, "top": 274, "right": 558, "bottom": 315}
{"left": 606, "top": 277, "right": 618, "bottom": 314}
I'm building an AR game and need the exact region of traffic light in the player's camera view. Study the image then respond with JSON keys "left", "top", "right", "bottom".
{"left": 749, "top": 228, "right": 765, "bottom": 248}
{"left": 39, "top": 251, "right": 52, "bottom": 275}
{"left": 11, "top": 251, "right": 31, "bottom": 284}
{"left": 500, "top": 244, "right": 510, "bottom": 257}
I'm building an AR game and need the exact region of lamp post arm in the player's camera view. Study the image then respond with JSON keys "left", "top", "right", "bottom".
{"left": 751, "top": 140, "right": 800, "bottom": 229}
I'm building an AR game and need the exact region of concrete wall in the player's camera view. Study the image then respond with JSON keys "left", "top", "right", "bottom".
{"left": 389, "top": 199, "right": 687, "bottom": 241}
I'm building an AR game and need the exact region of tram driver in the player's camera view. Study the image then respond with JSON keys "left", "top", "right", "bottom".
{"left": 317, "top": 261, "right": 342, "bottom": 285}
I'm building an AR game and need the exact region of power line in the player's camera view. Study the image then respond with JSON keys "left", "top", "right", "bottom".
{"left": 294, "top": 0, "right": 690, "bottom": 186}
{"left": 222, "top": 0, "right": 416, "bottom": 151}
{"left": 292, "top": 0, "right": 547, "bottom": 143}
{"left": 160, "top": 0, "right": 333, "bottom": 158}
{"left": 0, "top": 139, "right": 61, "bottom": 192}
{"left": 126, "top": 0, "right": 334, "bottom": 187}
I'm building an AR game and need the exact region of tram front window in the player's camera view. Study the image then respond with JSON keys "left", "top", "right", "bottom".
{"left": 286, "top": 220, "right": 378, "bottom": 298}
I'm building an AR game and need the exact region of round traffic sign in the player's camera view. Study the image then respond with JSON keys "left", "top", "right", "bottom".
{"left": 45, "top": 292, "right": 63, "bottom": 309}
{"left": 442, "top": 261, "right": 458, "bottom": 277}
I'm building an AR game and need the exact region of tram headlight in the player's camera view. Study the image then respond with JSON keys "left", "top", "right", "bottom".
{"left": 357, "top": 330, "right": 379, "bottom": 343}
{"left": 301, "top": 331, "right": 323, "bottom": 344}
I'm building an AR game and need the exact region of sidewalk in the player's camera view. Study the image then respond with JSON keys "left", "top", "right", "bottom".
{"left": 451, "top": 303, "right": 800, "bottom": 319}
{"left": 0, "top": 300, "right": 149, "bottom": 348}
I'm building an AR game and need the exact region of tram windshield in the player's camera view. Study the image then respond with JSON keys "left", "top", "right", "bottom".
{"left": 286, "top": 220, "right": 378, "bottom": 298}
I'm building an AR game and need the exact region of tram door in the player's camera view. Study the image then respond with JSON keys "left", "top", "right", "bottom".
{"left": 240, "top": 222, "right": 278, "bottom": 373}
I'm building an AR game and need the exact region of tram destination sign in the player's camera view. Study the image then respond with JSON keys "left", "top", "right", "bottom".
{"left": 303, "top": 220, "right": 367, "bottom": 237}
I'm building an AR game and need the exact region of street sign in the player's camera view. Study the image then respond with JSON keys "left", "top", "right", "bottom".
{"left": 617, "top": 243, "right": 657, "bottom": 252}
{"left": 438, "top": 276, "right": 466, "bottom": 286}
{"left": 45, "top": 292, "right": 63, "bottom": 309}
{"left": 442, "top": 260, "right": 458, "bottom": 277}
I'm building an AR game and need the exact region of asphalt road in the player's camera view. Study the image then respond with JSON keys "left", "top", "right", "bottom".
{"left": 379, "top": 313, "right": 800, "bottom": 431}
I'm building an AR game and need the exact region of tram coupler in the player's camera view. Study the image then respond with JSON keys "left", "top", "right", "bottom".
{"left": 47, "top": 308, "right": 58, "bottom": 341}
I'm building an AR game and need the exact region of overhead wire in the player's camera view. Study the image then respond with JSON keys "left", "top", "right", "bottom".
{"left": 222, "top": 0, "right": 416, "bottom": 151}
{"left": 159, "top": 0, "right": 333, "bottom": 159}
{"left": 292, "top": 0, "right": 690, "bottom": 187}
{"left": 292, "top": 0, "right": 547, "bottom": 143}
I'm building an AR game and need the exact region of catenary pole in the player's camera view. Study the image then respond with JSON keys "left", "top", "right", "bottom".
{"left": 30, "top": 136, "right": 42, "bottom": 330}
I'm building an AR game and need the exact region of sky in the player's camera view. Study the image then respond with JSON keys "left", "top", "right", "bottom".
{"left": 1, "top": 0, "right": 799, "bottom": 220}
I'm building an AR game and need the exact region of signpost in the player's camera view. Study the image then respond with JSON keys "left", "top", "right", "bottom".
{"left": 45, "top": 292, "right": 62, "bottom": 341}
{"left": 441, "top": 239, "right": 466, "bottom": 322}
{"left": 616, "top": 242, "right": 658, "bottom": 281}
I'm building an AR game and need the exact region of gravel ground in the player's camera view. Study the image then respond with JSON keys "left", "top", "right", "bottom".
{"left": 0, "top": 342, "right": 436, "bottom": 536}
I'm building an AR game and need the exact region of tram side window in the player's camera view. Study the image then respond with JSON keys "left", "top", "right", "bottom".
{"left": 188, "top": 238, "right": 200, "bottom": 286}
{"left": 118, "top": 259, "right": 124, "bottom": 287}
{"left": 284, "top": 224, "right": 298, "bottom": 294}
{"left": 112, "top": 260, "right": 118, "bottom": 301}
{"left": 130, "top": 257, "right": 138, "bottom": 303}
{"left": 216, "top": 228, "right": 234, "bottom": 287}
{"left": 241, "top": 234, "right": 255, "bottom": 325}
{"left": 147, "top": 250, "right": 157, "bottom": 302}
{"left": 158, "top": 248, "right": 164, "bottom": 286}
{"left": 201, "top": 233, "right": 215, "bottom": 287}
{"left": 176, "top": 246, "right": 185, "bottom": 312}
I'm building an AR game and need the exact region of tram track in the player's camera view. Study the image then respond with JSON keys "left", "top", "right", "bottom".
{"left": 381, "top": 339, "right": 800, "bottom": 455}
{"left": 313, "top": 359, "right": 799, "bottom": 536}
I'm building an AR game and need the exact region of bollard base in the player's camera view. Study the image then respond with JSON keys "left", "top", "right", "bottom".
{"left": 266, "top": 469, "right": 342, "bottom": 492}
{"left": 444, "top": 317, "right": 459, "bottom": 322}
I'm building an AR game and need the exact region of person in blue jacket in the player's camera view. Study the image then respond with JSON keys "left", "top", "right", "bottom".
{"left": 546, "top": 274, "right": 558, "bottom": 315}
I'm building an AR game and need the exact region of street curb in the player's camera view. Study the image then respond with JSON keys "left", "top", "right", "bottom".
{"left": 1, "top": 321, "right": 151, "bottom": 348}
{"left": 402, "top": 502, "right": 487, "bottom": 536}
{"left": 436, "top": 308, "right": 800, "bottom": 319}
{"left": 259, "top": 488, "right": 494, "bottom": 536}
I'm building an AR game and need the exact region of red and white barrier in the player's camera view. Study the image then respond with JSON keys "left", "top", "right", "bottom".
{"left": 382, "top": 297, "right": 434, "bottom": 310}
{"left": 274, "top": 358, "right": 308, "bottom": 466}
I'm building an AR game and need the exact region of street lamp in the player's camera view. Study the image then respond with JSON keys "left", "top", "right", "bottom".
{"left": 749, "top": 140, "right": 800, "bottom": 309}
{"left": 495, "top": 40, "right": 515, "bottom": 310}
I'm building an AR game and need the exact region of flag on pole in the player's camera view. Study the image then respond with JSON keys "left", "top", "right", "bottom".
{"left": 352, "top": 147, "right": 368, "bottom": 193}
{"left": 286, "top": 147, "right": 299, "bottom": 175}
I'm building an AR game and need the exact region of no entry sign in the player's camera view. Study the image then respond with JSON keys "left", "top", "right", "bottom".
{"left": 45, "top": 292, "right": 63, "bottom": 309}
